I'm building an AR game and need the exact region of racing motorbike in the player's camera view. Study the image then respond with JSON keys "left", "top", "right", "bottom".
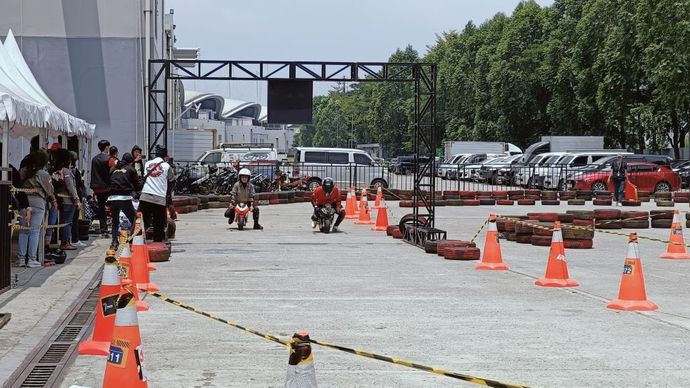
{"left": 234, "top": 202, "right": 251, "bottom": 230}
{"left": 314, "top": 204, "right": 336, "bottom": 233}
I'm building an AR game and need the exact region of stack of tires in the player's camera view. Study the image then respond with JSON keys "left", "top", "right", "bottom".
{"left": 674, "top": 192, "right": 690, "bottom": 204}
{"left": 172, "top": 196, "right": 200, "bottom": 214}
{"left": 620, "top": 210, "right": 650, "bottom": 229}
{"left": 655, "top": 192, "right": 674, "bottom": 207}
{"left": 541, "top": 191, "right": 559, "bottom": 205}
{"left": 650, "top": 210, "right": 675, "bottom": 228}
{"left": 592, "top": 191, "right": 612, "bottom": 206}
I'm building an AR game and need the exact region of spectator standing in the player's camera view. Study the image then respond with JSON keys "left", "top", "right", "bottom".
{"left": 17, "top": 151, "right": 57, "bottom": 267}
{"left": 108, "top": 153, "right": 139, "bottom": 249}
{"left": 609, "top": 154, "right": 627, "bottom": 206}
{"left": 69, "top": 151, "right": 87, "bottom": 247}
{"left": 139, "top": 145, "right": 175, "bottom": 242}
{"left": 108, "top": 146, "right": 119, "bottom": 169}
{"left": 52, "top": 149, "right": 82, "bottom": 250}
{"left": 90, "top": 140, "right": 111, "bottom": 236}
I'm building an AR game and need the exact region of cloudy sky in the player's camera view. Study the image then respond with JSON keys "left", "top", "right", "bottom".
{"left": 168, "top": 0, "right": 554, "bottom": 105}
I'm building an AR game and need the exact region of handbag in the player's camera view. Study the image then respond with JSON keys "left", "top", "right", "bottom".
{"left": 82, "top": 197, "right": 96, "bottom": 221}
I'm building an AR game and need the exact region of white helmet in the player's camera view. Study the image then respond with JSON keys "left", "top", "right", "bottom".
{"left": 239, "top": 168, "right": 251, "bottom": 177}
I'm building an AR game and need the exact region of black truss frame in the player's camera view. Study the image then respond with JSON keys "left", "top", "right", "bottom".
{"left": 148, "top": 59, "right": 442, "bottom": 239}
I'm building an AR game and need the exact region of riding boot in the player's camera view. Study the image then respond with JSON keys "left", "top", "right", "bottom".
{"left": 253, "top": 208, "right": 263, "bottom": 230}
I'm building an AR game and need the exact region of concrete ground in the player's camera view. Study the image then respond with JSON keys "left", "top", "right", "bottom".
{"left": 0, "top": 237, "right": 108, "bottom": 385}
{"left": 60, "top": 201, "right": 690, "bottom": 388}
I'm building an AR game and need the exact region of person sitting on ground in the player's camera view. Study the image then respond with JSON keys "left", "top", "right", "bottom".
{"left": 311, "top": 177, "right": 345, "bottom": 232}
{"left": 17, "top": 151, "right": 57, "bottom": 268}
{"left": 108, "top": 153, "right": 140, "bottom": 249}
{"left": 139, "top": 145, "right": 176, "bottom": 242}
{"left": 227, "top": 168, "right": 262, "bottom": 229}
{"left": 52, "top": 149, "right": 82, "bottom": 251}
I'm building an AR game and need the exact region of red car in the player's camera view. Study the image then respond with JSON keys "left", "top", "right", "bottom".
{"left": 570, "top": 162, "right": 680, "bottom": 193}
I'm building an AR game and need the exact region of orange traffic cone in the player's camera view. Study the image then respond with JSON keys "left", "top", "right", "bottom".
{"left": 372, "top": 186, "right": 384, "bottom": 209}
{"left": 78, "top": 255, "right": 123, "bottom": 356}
{"left": 285, "top": 332, "right": 317, "bottom": 388}
{"left": 134, "top": 214, "right": 157, "bottom": 272}
{"left": 371, "top": 202, "right": 389, "bottom": 231}
{"left": 358, "top": 188, "right": 368, "bottom": 213}
{"left": 607, "top": 233, "right": 658, "bottom": 311}
{"left": 535, "top": 221, "right": 579, "bottom": 287}
{"left": 475, "top": 214, "right": 509, "bottom": 270}
{"left": 130, "top": 234, "right": 159, "bottom": 292}
{"left": 354, "top": 193, "right": 375, "bottom": 225}
{"left": 660, "top": 209, "right": 690, "bottom": 260}
{"left": 116, "top": 233, "right": 149, "bottom": 312}
{"left": 102, "top": 291, "right": 148, "bottom": 388}
{"left": 344, "top": 190, "right": 357, "bottom": 220}
{"left": 624, "top": 180, "right": 638, "bottom": 201}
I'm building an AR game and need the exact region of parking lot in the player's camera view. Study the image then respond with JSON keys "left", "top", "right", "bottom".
{"left": 60, "top": 201, "right": 690, "bottom": 387}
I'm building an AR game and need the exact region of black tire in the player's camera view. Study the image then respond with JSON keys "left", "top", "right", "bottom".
{"left": 370, "top": 179, "right": 388, "bottom": 189}
{"left": 399, "top": 213, "right": 428, "bottom": 233}
{"left": 307, "top": 178, "right": 322, "bottom": 191}
{"left": 590, "top": 181, "right": 607, "bottom": 192}
{"left": 323, "top": 218, "right": 331, "bottom": 233}
{"left": 238, "top": 220, "right": 245, "bottom": 231}
{"left": 654, "top": 181, "right": 672, "bottom": 193}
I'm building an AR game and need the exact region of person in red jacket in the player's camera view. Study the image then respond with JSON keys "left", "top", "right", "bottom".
{"left": 311, "top": 177, "right": 345, "bottom": 232}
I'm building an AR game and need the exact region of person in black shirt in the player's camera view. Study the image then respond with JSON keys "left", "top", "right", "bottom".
{"left": 108, "top": 153, "right": 140, "bottom": 249}
{"left": 90, "top": 139, "right": 111, "bottom": 236}
{"left": 609, "top": 154, "right": 627, "bottom": 206}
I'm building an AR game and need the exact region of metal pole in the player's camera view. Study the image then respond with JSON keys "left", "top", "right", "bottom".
{"left": 143, "top": 0, "right": 152, "bottom": 154}
{"left": 2, "top": 118, "right": 9, "bottom": 180}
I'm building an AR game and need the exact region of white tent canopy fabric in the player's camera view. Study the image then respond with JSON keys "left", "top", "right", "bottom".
{"left": 0, "top": 29, "right": 95, "bottom": 138}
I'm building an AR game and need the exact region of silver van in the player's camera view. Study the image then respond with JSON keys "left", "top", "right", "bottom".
{"left": 291, "top": 147, "right": 388, "bottom": 190}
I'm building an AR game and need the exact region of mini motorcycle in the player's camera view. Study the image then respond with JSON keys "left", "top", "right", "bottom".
{"left": 315, "top": 204, "right": 336, "bottom": 233}
{"left": 234, "top": 202, "right": 251, "bottom": 230}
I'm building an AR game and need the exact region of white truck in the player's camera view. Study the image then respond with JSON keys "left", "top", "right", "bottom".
{"left": 443, "top": 141, "right": 522, "bottom": 160}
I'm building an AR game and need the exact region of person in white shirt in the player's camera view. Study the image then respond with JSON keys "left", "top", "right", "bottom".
{"left": 138, "top": 145, "right": 175, "bottom": 242}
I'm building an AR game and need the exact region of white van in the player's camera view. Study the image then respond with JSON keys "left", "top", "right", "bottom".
{"left": 543, "top": 151, "right": 631, "bottom": 190}
{"left": 197, "top": 143, "right": 278, "bottom": 166}
{"left": 290, "top": 147, "right": 388, "bottom": 190}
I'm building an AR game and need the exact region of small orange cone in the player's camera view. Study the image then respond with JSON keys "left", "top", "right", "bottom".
{"left": 475, "top": 214, "right": 509, "bottom": 270}
{"left": 354, "top": 192, "right": 375, "bottom": 225}
{"left": 130, "top": 234, "right": 159, "bottom": 292}
{"left": 535, "top": 221, "right": 579, "bottom": 287}
{"left": 102, "top": 291, "right": 148, "bottom": 388}
{"left": 285, "top": 332, "right": 317, "bottom": 388}
{"left": 371, "top": 202, "right": 389, "bottom": 231}
{"left": 78, "top": 255, "right": 122, "bottom": 356}
{"left": 624, "top": 180, "right": 638, "bottom": 201}
{"left": 372, "top": 186, "right": 384, "bottom": 209}
{"left": 607, "top": 233, "right": 658, "bottom": 311}
{"left": 134, "top": 214, "right": 157, "bottom": 272}
{"left": 660, "top": 209, "right": 690, "bottom": 260}
{"left": 344, "top": 190, "right": 357, "bottom": 220}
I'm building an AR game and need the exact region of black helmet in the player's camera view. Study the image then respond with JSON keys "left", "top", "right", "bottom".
{"left": 322, "top": 177, "right": 334, "bottom": 194}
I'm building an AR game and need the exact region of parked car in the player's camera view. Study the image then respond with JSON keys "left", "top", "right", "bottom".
{"left": 481, "top": 154, "right": 523, "bottom": 185}
{"left": 438, "top": 153, "right": 470, "bottom": 179}
{"left": 290, "top": 147, "right": 388, "bottom": 190}
{"left": 515, "top": 152, "right": 566, "bottom": 187}
{"left": 569, "top": 162, "right": 680, "bottom": 193}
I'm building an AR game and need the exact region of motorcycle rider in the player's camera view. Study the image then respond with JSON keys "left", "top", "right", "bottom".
{"left": 311, "top": 177, "right": 345, "bottom": 232}
{"left": 227, "top": 168, "right": 263, "bottom": 229}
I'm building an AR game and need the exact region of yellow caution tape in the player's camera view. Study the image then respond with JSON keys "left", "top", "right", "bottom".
{"left": 145, "top": 291, "right": 530, "bottom": 388}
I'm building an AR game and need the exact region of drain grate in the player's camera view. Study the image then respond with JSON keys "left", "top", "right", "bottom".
{"left": 55, "top": 326, "right": 83, "bottom": 342}
{"left": 8, "top": 268, "right": 104, "bottom": 388}
{"left": 19, "top": 365, "right": 56, "bottom": 387}
{"left": 68, "top": 312, "right": 91, "bottom": 326}
{"left": 38, "top": 343, "right": 71, "bottom": 364}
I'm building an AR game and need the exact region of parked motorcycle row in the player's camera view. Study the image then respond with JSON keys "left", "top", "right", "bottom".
{"left": 173, "top": 164, "right": 311, "bottom": 195}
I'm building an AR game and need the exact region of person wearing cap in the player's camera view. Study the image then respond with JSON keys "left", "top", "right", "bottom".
{"left": 139, "top": 145, "right": 175, "bottom": 242}
{"left": 609, "top": 154, "right": 627, "bottom": 206}
{"left": 108, "top": 153, "right": 140, "bottom": 249}
{"left": 90, "top": 139, "right": 111, "bottom": 236}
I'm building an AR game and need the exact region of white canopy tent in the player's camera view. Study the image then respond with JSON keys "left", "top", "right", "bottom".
{"left": 0, "top": 29, "right": 95, "bottom": 179}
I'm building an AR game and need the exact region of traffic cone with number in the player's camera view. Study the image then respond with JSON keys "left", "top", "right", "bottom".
{"left": 475, "top": 214, "right": 509, "bottom": 270}
{"left": 344, "top": 190, "right": 357, "bottom": 220}
{"left": 102, "top": 291, "right": 148, "bottom": 388}
{"left": 78, "top": 255, "right": 122, "bottom": 356}
{"left": 285, "top": 332, "right": 317, "bottom": 388}
{"left": 607, "top": 233, "right": 657, "bottom": 311}
{"left": 372, "top": 186, "right": 384, "bottom": 209}
{"left": 355, "top": 192, "right": 375, "bottom": 225}
{"left": 660, "top": 209, "right": 690, "bottom": 260}
{"left": 371, "top": 201, "right": 389, "bottom": 231}
{"left": 130, "top": 233, "right": 159, "bottom": 292}
{"left": 535, "top": 221, "right": 579, "bottom": 287}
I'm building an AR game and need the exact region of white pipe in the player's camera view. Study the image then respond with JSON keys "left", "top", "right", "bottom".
{"left": 143, "top": 0, "right": 152, "bottom": 153}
